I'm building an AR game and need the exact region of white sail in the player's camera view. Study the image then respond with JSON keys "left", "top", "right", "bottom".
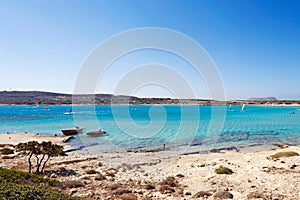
{"left": 241, "top": 104, "right": 245, "bottom": 112}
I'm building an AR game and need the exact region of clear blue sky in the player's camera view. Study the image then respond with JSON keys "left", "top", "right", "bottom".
{"left": 0, "top": 0, "right": 299, "bottom": 100}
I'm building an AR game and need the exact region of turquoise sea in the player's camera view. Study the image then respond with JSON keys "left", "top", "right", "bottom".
{"left": 0, "top": 105, "right": 300, "bottom": 153}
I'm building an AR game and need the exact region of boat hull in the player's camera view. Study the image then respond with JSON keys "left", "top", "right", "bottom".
{"left": 61, "top": 128, "right": 83, "bottom": 136}
{"left": 86, "top": 131, "right": 108, "bottom": 137}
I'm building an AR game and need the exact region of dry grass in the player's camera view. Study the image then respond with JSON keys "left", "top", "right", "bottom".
{"left": 270, "top": 151, "right": 299, "bottom": 159}
{"left": 85, "top": 169, "right": 97, "bottom": 174}
{"left": 118, "top": 193, "right": 138, "bottom": 200}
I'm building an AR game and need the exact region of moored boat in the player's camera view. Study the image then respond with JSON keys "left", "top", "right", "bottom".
{"left": 61, "top": 127, "right": 83, "bottom": 136}
{"left": 86, "top": 129, "right": 108, "bottom": 137}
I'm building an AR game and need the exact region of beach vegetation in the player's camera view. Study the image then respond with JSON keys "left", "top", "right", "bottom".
{"left": 145, "top": 184, "right": 155, "bottom": 190}
{"left": 1, "top": 155, "right": 15, "bottom": 159}
{"left": 159, "top": 176, "right": 178, "bottom": 187}
{"left": 270, "top": 151, "right": 299, "bottom": 159}
{"left": 63, "top": 180, "right": 84, "bottom": 188}
{"left": 0, "top": 147, "right": 14, "bottom": 155}
{"left": 0, "top": 144, "right": 15, "bottom": 148}
{"left": 215, "top": 166, "right": 234, "bottom": 174}
{"left": 0, "top": 167, "right": 79, "bottom": 200}
{"left": 15, "top": 141, "right": 66, "bottom": 174}
{"left": 85, "top": 169, "right": 97, "bottom": 174}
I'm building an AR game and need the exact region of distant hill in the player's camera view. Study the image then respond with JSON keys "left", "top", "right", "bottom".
{"left": 248, "top": 97, "right": 278, "bottom": 101}
{"left": 0, "top": 91, "right": 181, "bottom": 105}
{"left": 0, "top": 91, "right": 298, "bottom": 105}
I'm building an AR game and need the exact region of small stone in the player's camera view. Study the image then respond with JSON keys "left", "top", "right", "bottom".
{"left": 213, "top": 191, "right": 233, "bottom": 199}
{"left": 70, "top": 189, "right": 77, "bottom": 195}
{"left": 50, "top": 173, "right": 57, "bottom": 178}
{"left": 192, "top": 191, "right": 212, "bottom": 198}
{"left": 290, "top": 164, "right": 297, "bottom": 169}
{"left": 176, "top": 174, "right": 185, "bottom": 178}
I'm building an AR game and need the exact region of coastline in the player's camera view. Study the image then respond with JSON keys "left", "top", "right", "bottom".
{"left": 0, "top": 132, "right": 67, "bottom": 146}
{"left": 1, "top": 132, "right": 300, "bottom": 199}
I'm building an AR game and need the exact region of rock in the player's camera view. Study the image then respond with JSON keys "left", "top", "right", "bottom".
{"left": 192, "top": 191, "right": 212, "bottom": 198}
{"left": 159, "top": 185, "right": 175, "bottom": 194}
{"left": 118, "top": 193, "right": 138, "bottom": 200}
{"left": 176, "top": 174, "right": 185, "bottom": 178}
{"left": 64, "top": 180, "right": 84, "bottom": 188}
{"left": 50, "top": 173, "right": 57, "bottom": 178}
{"left": 213, "top": 191, "right": 233, "bottom": 199}
{"left": 134, "top": 189, "right": 144, "bottom": 194}
{"left": 112, "top": 188, "right": 131, "bottom": 195}
{"left": 247, "top": 192, "right": 265, "bottom": 199}
{"left": 69, "top": 189, "right": 77, "bottom": 195}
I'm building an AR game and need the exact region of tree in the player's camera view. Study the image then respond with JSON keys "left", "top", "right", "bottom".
{"left": 15, "top": 141, "right": 66, "bottom": 174}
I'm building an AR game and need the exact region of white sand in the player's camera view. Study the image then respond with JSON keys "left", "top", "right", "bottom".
{"left": 0, "top": 132, "right": 67, "bottom": 145}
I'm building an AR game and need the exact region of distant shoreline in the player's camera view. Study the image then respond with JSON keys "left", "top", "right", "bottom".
{"left": 0, "top": 91, "right": 299, "bottom": 106}
{"left": 0, "top": 103, "right": 300, "bottom": 106}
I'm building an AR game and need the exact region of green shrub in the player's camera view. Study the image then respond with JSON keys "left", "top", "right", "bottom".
{"left": 0, "top": 167, "right": 80, "bottom": 200}
{"left": 215, "top": 166, "right": 234, "bottom": 174}
{"left": 0, "top": 180, "right": 80, "bottom": 200}
{"left": 0, "top": 167, "right": 59, "bottom": 186}
{"left": 270, "top": 151, "right": 299, "bottom": 159}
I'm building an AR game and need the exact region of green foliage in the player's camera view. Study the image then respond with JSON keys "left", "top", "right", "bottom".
{"left": 0, "top": 167, "right": 80, "bottom": 200}
{"left": 270, "top": 151, "right": 299, "bottom": 159}
{"left": 15, "top": 141, "right": 66, "bottom": 174}
{"left": 215, "top": 166, "right": 234, "bottom": 174}
{"left": 0, "top": 167, "right": 59, "bottom": 186}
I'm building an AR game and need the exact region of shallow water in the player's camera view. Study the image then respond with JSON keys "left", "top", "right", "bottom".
{"left": 0, "top": 105, "right": 299, "bottom": 153}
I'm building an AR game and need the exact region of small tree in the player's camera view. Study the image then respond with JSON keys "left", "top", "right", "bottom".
{"left": 15, "top": 141, "right": 66, "bottom": 174}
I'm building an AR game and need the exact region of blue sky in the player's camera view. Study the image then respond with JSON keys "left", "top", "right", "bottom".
{"left": 0, "top": 0, "right": 299, "bottom": 100}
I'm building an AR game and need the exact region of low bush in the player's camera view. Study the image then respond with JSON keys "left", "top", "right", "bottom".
{"left": 0, "top": 167, "right": 79, "bottom": 200}
{"left": 215, "top": 166, "right": 234, "bottom": 175}
{"left": 0, "top": 167, "right": 59, "bottom": 186}
{"left": 270, "top": 151, "right": 299, "bottom": 159}
{"left": 0, "top": 147, "right": 14, "bottom": 155}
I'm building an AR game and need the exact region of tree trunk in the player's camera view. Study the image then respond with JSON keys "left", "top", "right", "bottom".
{"left": 28, "top": 153, "right": 33, "bottom": 173}
{"left": 41, "top": 155, "right": 50, "bottom": 173}
{"left": 35, "top": 154, "right": 41, "bottom": 174}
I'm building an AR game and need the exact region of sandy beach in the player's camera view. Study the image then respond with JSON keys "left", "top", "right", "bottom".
{"left": 0, "top": 132, "right": 67, "bottom": 146}
{"left": 0, "top": 133, "right": 300, "bottom": 199}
